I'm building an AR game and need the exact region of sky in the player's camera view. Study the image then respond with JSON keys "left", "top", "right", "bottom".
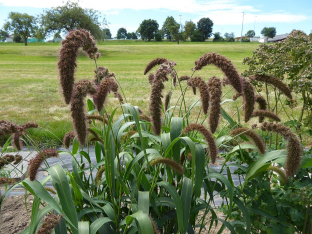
{"left": 0, "top": 0, "right": 311, "bottom": 39}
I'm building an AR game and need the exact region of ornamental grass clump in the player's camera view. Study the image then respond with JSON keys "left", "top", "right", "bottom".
{"left": 260, "top": 122, "right": 302, "bottom": 177}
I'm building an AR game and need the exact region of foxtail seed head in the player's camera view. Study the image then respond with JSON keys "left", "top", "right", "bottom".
{"left": 150, "top": 157, "right": 185, "bottom": 174}
{"left": 36, "top": 213, "right": 62, "bottom": 234}
{"left": 144, "top": 58, "right": 168, "bottom": 75}
{"left": 267, "top": 166, "right": 288, "bottom": 184}
{"left": 251, "top": 110, "right": 281, "bottom": 122}
{"left": 187, "top": 77, "right": 210, "bottom": 114}
{"left": 63, "top": 131, "right": 75, "bottom": 148}
{"left": 95, "top": 165, "right": 105, "bottom": 184}
{"left": 149, "top": 79, "right": 165, "bottom": 135}
{"left": 93, "top": 78, "right": 118, "bottom": 112}
{"left": 207, "top": 77, "right": 222, "bottom": 133}
{"left": 255, "top": 95, "right": 267, "bottom": 122}
{"left": 164, "top": 90, "right": 172, "bottom": 112}
{"left": 242, "top": 78, "right": 255, "bottom": 122}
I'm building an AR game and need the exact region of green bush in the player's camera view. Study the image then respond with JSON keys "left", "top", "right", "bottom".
{"left": 13, "top": 35, "right": 22, "bottom": 43}
{"left": 155, "top": 32, "right": 162, "bottom": 41}
{"left": 190, "top": 29, "right": 204, "bottom": 42}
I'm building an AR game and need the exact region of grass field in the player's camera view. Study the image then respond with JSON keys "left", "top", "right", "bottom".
{"left": 2, "top": 40, "right": 302, "bottom": 147}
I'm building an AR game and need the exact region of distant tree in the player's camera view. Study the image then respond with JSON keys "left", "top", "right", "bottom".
{"left": 13, "top": 34, "right": 22, "bottom": 43}
{"left": 3, "top": 12, "right": 36, "bottom": 46}
{"left": 245, "top": 30, "right": 255, "bottom": 38}
{"left": 213, "top": 32, "right": 224, "bottom": 42}
{"left": 197, "top": 17, "right": 213, "bottom": 41}
{"left": 39, "top": 1, "right": 105, "bottom": 40}
{"left": 261, "top": 27, "right": 276, "bottom": 38}
{"left": 53, "top": 32, "right": 62, "bottom": 42}
{"left": 117, "top": 28, "right": 127, "bottom": 39}
{"left": 184, "top": 20, "right": 196, "bottom": 40}
{"left": 155, "top": 32, "right": 162, "bottom": 41}
{"left": 163, "top": 16, "right": 180, "bottom": 43}
{"left": 0, "top": 30, "right": 9, "bottom": 42}
{"left": 102, "top": 28, "right": 112, "bottom": 40}
{"left": 34, "top": 27, "right": 46, "bottom": 42}
{"left": 190, "top": 29, "right": 204, "bottom": 42}
{"left": 126, "top": 32, "right": 138, "bottom": 40}
{"left": 137, "top": 19, "right": 159, "bottom": 41}
{"left": 224, "top": 32, "right": 235, "bottom": 42}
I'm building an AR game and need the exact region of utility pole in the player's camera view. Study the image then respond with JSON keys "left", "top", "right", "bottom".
{"left": 240, "top": 12, "right": 245, "bottom": 42}
{"left": 254, "top": 16, "right": 257, "bottom": 35}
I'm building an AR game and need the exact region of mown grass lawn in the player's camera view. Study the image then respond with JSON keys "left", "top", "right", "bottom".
{"left": 3, "top": 40, "right": 297, "bottom": 147}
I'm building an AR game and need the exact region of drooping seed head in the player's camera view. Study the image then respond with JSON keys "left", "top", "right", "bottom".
{"left": 12, "top": 131, "right": 23, "bottom": 151}
{"left": 230, "top": 127, "right": 266, "bottom": 154}
{"left": 93, "top": 78, "right": 119, "bottom": 112}
{"left": 267, "top": 166, "right": 288, "bottom": 184}
{"left": 187, "top": 77, "right": 210, "bottom": 114}
{"left": 164, "top": 90, "right": 172, "bottom": 112}
{"left": 144, "top": 58, "right": 168, "bottom": 75}
{"left": 95, "top": 165, "right": 105, "bottom": 184}
{"left": 260, "top": 122, "right": 302, "bottom": 177}
{"left": 182, "top": 123, "right": 218, "bottom": 163}
{"left": 193, "top": 53, "right": 242, "bottom": 94}
{"left": 36, "top": 213, "right": 62, "bottom": 234}
{"left": 242, "top": 78, "right": 255, "bottom": 122}
{"left": 149, "top": 79, "right": 165, "bottom": 135}
{"left": 63, "top": 131, "right": 75, "bottom": 148}
{"left": 14, "top": 154, "right": 23, "bottom": 164}
{"left": 114, "top": 92, "right": 124, "bottom": 104}
{"left": 150, "top": 157, "right": 185, "bottom": 174}
{"left": 251, "top": 110, "right": 281, "bottom": 122}
{"left": 155, "top": 61, "right": 177, "bottom": 82}
{"left": 29, "top": 149, "right": 59, "bottom": 181}
{"left": 207, "top": 77, "right": 222, "bottom": 133}
{"left": 179, "top": 75, "right": 190, "bottom": 82}
{"left": 255, "top": 95, "right": 267, "bottom": 122}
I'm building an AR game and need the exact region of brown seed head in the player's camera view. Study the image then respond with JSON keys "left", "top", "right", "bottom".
{"left": 187, "top": 77, "right": 210, "bottom": 114}
{"left": 255, "top": 95, "right": 267, "bottom": 122}
{"left": 29, "top": 149, "right": 59, "bottom": 181}
{"left": 230, "top": 128, "right": 266, "bottom": 154}
{"left": 179, "top": 75, "right": 190, "bottom": 82}
{"left": 149, "top": 79, "right": 165, "bottom": 135}
{"left": 148, "top": 73, "right": 155, "bottom": 85}
{"left": 242, "top": 78, "right": 255, "bottom": 122}
{"left": 144, "top": 58, "right": 168, "bottom": 75}
{"left": 12, "top": 131, "right": 23, "bottom": 151}
{"left": 150, "top": 157, "right": 185, "bottom": 174}
{"left": 193, "top": 53, "right": 242, "bottom": 94}
{"left": 0, "top": 120, "right": 20, "bottom": 136}
{"left": 87, "top": 115, "right": 108, "bottom": 125}
{"left": 250, "top": 75, "right": 292, "bottom": 99}
{"left": 95, "top": 165, "right": 105, "bottom": 184}
{"left": 260, "top": 122, "right": 302, "bottom": 177}
{"left": 14, "top": 154, "right": 23, "bottom": 164}
{"left": 251, "top": 110, "right": 281, "bottom": 122}
{"left": 93, "top": 78, "right": 119, "bottom": 112}
{"left": 36, "top": 213, "right": 62, "bottom": 234}
{"left": 267, "top": 166, "right": 288, "bottom": 184}
{"left": 21, "top": 122, "right": 38, "bottom": 130}
{"left": 182, "top": 123, "right": 218, "bottom": 163}
{"left": 114, "top": 92, "right": 124, "bottom": 104}
{"left": 164, "top": 90, "right": 172, "bottom": 112}
{"left": 207, "top": 77, "right": 222, "bottom": 133}
{"left": 139, "top": 114, "right": 151, "bottom": 122}
{"left": 58, "top": 29, "right": 99, "bottom": 104}
{"left": 63, "top": 131, "right": 75, "bottom": 148}
{"left": 93, "top": 66, "right": 109, "bottom": 85}
{"left": 155, "top": 61, "right": 177, "bottom": 82}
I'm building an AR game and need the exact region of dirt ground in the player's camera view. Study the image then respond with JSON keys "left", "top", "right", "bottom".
{"left": 0, "top": 194, "right": 230, "bottom": 234}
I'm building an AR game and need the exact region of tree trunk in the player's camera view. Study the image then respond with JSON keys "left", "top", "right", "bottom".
{"left": 24, "top": 37, "right": 27, "bottom": 46}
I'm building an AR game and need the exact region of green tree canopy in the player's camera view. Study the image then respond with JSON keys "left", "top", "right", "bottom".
{"left": 213, "top": 32, "right": 224, "bottom": 42}
{"left": 245, "top": 30, "right": 255, "bottom": 38}
{"left": 126, "top": 32, "right": 138, "bottom": 40}
{"left": 162, "top": 16, "right": 181, "bottom": 43}
{"left": 117, "top": 28, "right": 127, "bottom": 39}
{"left": 261, "top": 27, "right": 276, "bottom": 38}
{"left": 184, "top": 20, "right": 196, "bottom": 40}
{"left": 137, "top": 19, "right": 159, "bottom": 41}
{"left": 3, "top": 12, "right": 37, "bottom": 45}
{"left": 0, "top": 30, "right": 9, "bottom": 42}
{"left": 40, "top": 1, "right": 105, "bottom": 40}
{"left": 197, "top": 17, "right": 213, "bottom": 41}
{"left": 190, "top": 29, "right": 204, "bottom": 42}
{"left": 102, "top": 28, "right": 112, "bottom": 40}
{"left": 224, "top": 32, "right": 235, "bottom": 42}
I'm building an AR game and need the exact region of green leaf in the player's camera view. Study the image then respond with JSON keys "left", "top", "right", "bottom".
{"left": 247, "top": 207, "right": 280, "bottom": 223}
{"left": 194, "top": 143, "right": 205, "bottom": 198}
{"left": 245, "top": 150, "right": 286, "bottom": 184}
{"left": 138, "top": 191, "right": 149, "bottom": 214}
{"left": 158, "top": 181, "right": 183, "bottom": 233}
{"left": 126, "top": 210, "right": 154, "bottom": 234}
{"left": 221, "top": 107, "right": 236, "bottom": 127}
{"left": 170, "top": 117, "right": 183, "bottom": 162}
{"left": 48, "top": 164, "right": 78, "bottom": 234}
{"left": 78, "top": 221, "right": 90, "bottom": 234}
{"left": 90, "top": 217, "right": 112, "bottom": 234}
{"left": 301, "top": 157, "right": 312, "bottom": 168}
{"left": 95, "top": 142, "right": 102, "bottom": 164}
{"left": 28, "top": 195, "right": 40, "bottom": 234}
{"left": 233, "top": 197, "right": 250, "bottom": 234}
{"left": 87, "top": 98, "right": 94, "bottom": 111}
{"left": 161, "top": 133, "right": 171, "bottom": 153}
{"left": 216, "top": 218, "right": 236, "bottom": 234}
{"left": 71, "top": 157, "right": 86, "bottom": 192}
{"left": 204, "top": 173, "right": 233, "bottom": 214}
{"left": 229, "top": 143, "right": 257, "bottom": 155}
{"left": 182, "top": 177, "right": 192, "bottom": 234}
{"left": 72, "top": 138, "right": 79, "bottom": 155}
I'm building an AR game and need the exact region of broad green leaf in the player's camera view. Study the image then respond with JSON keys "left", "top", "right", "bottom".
{"left": 301, "top": 157, "right": 312, "bottom": 168}
{"left": 78, "top": 221, "right": 90, "bottom": 234}
{"left": 126, "top": 210, "right": 154, "bottom": 234}
{"left": 194, "top": 144, "right": 205, "bottom": 198}
{"left": 161, "top": 133, "right": 171, "bottom": 153}
{"left": 221, "top": 107, "right": 236, "bottom": 127}
{"left": 233, "top": 197, "right": 250, "bottom": 234}
{"left": 170, "top": 117, "right": 183, "bottom": 162}
{"left": 158, "top": 181, "right": 183, "bottom": 233}
{"left": 229, "top": 143, "right": 257, "bottom": 155}
{"left": 28, "top": 195, "right": 40, "bottom": 234}
{"left": 72, "top": 138, "right": 79, "bottom": 155}
{"left": 182, "top": 178, "right": 192, "bottom": 234}
{"left": 90, "top": 217, "right": 112, "bottom": 234}
{"left": 48, "top": 164, "right": 78, "bottom": 234}
{"left": 245, "top": 150, "right": 286, "bottom": 184}
{"left": 138, "top": 191, "right": 149, "bottom": 214}
{"left": 71, "top": 157, "right": 86, "bottom": 192}
{"left": 95, "top": 142, "right": 102, "bottom": 163}
{"left": 216, "top": 218, "right": 236, "bottom": 234}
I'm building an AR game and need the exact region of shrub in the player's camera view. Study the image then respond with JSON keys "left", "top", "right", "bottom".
{"left": 155, "top": 32, "right": 162, "bottom": 41}
{"left": 190, "top": 29, "right": 204, "bottom": 42}
{"left": 13, "top": 35, "right": 21, "bottom": 43}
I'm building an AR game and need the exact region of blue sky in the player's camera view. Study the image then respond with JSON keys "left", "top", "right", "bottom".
{"left": 0, "top": 0, "right": 311, "bottom": 39}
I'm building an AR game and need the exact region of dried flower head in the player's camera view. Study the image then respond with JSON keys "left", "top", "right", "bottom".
{"left": 187, "top": 77, "right": 210, "bottom": 114}
{"left": 207, "top": 77, "right": 222, "bottom": 133}
{"left": 164, "top": 90, "right": 172, "bottom": 112}
{"left": 29, "top": 149, "right": 59, "bottom": 181}
{"left": 36, "top": 213, "right": 62, "bottom": 234}
{"left": 93, "top": 78, "right": 119, "bottom": 112}
{"left": 261, "top": 122, "right": 302, "bottom": 177}
{"left": 249, "top": 75, "right": 292, "bottom": 99}
{"left": 251, "top": 110, "right": 281, "bottom": 122}
{"left": 193, "top": 53, "right": 242, "bottom": 94}
{"left": 179, "top": 75, "right": 190, "bottom": 82}
{"left": 182, "top": 123, "right": 218, "bottom": 163}
{"left": 139, "top": 114, "right": 151, "bottom": 122}
{"left": 87, "top": 115, "right": 108, "bottom": 125}
{"left": 94, "top": 66, "right": 109, "bottom": 84}
{"left": 71, "top": 80, "right": 96, "bottom": 145}
{"left": 0, "top": 120, "right": 20, "bottom": 136}
{"left": 154, "top": 61, "right": 177, "bottom": 82}
{"left": 230, "top": 128, "right": 266, "bottom": 154}
{"left": 95, "top": 165, "right": 105, "bottom": 184}
{"left": 255, "top": 95, "right": 267, "bottom": 122}
{"left": 267, "top": 166, "right": 288, "bottom": 184}
{"left": 2, "top": 154, "right": 15, "bottom": 164}
{"left": 63, "top": 131, "right": 75, "bottom": 148}
{"left": 114, "top": 92, "right": 124, "bottom": 104}
{"left": 21, "top": 122, "right": 38, "bottom": 131}
{"left": 144, "top": 58, "right": 168, "bottom": 75}
{"left": 148, "top": 73, "right": 155, "bottom": 85}
{"left": 14, "top": 154, "right": 23, "bottom": 165}
{"left": 58, "top": 29, "right": 99, "bottom": 104}
{"left": 0, "top": 177, "right": 17, "bottom": 184}
{"left": 12, "top": 131, "right": 23, "bottom": 151}
{"left": 150, "top": 157, "right": 185, "bottom": 174}
{"left": 149, "top": 79, "right": 165, "bottom": 135}
{"left": 242, "top": 78, "right": 255, "bottom": 122}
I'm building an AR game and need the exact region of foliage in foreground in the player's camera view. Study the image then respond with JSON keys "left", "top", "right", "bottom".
{"left": 0, "top": 29, "right": 312, "bottom": 234}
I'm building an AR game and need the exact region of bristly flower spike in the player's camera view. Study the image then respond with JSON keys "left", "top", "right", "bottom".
{"left": 144, "top": 58, "right": 168, "bottom": 75}
{"left": 187, "top": 77, "right": 210, "bottom": 114}
{"left": 207, "top": 77, "right": 222, "bottom": 133}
